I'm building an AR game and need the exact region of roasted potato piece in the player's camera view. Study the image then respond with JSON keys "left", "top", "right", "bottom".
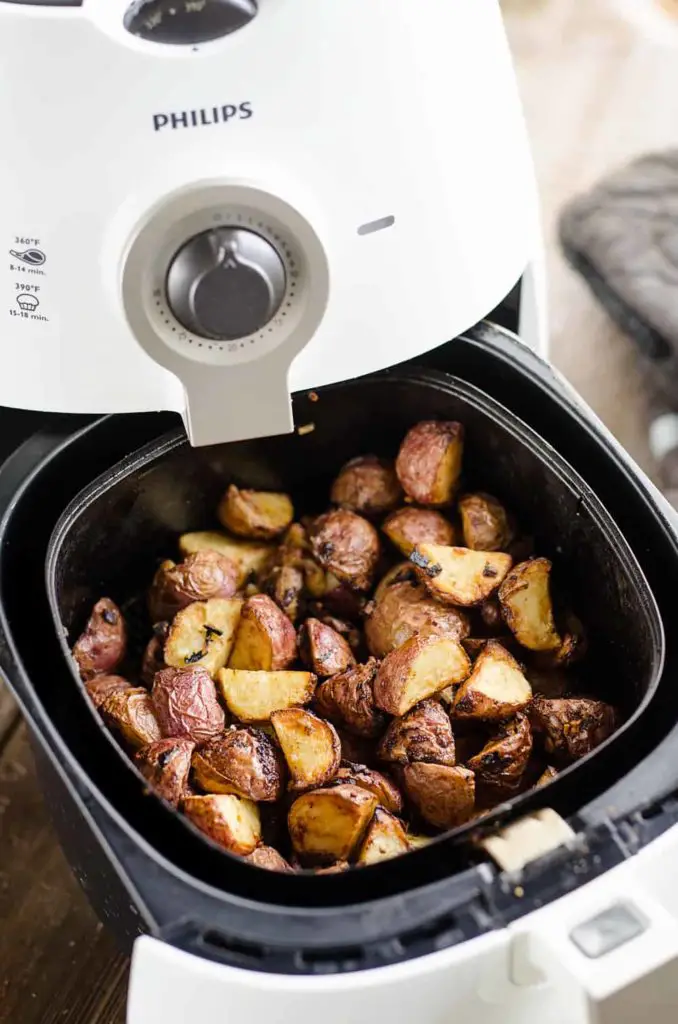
{"left": 319, "top": 615, "right": 362, "bottom": 654}
{"left": 529, "top": 698, "right": 617, "bottom": 764}
{"left": 288, "top": 784, "right": 377, "bottom": 862}
{"left": 85, "top": 674, "right": 132, "bottom": 709}
{"left": 357, "top": 807, "right": 410, "bottom": 865}
{"left": 321, "top": 573, "right": 369, "bottom": 620}
{"left": 536, "top": 765, "right": 558, "bottom": 787}
{"left": 148, "top": 551, "right": 238, "bottom": 622}
{"left": 72, "top": 597, "right": 127, "bottom": 680}
{"left": 298, "top": 618, "right": 355, "bottom": 677}
{"left": 178, "top": 531, "right": 274, "bottom": 587}
{"left": 374, "top": 634, "right": 471, "bottom": 717}
{"left": 183, "top": 794, "right": 261, "bottom": 855}
{"left": 271, "top": 709, "right": 341, "bottom": 790}
{"left": 217, "top": 668, "right": 316, "bottom": 723}
{"left": 498, "top": 558, "right": 561, "bottom": 652}
{"left": 395, "top": 420, "right": 464, "bottom": 506}
{"left": 458, "top": 493, "right": 513, "bottom": 552}
{"left": 262, "top": 563, "right": 305, "bottom": 623}
{"left": 244, "top": 845, "right": 292, "bottom": 872}
{"left": 164, "top": 598, "right": 243, "bottom": 677}
{"left": 411, "top": 544, "right": 512, "bottom": 607}
{"left": 314, "top": 658, "right": 386, "bottom": 738}
{"left": 152, "top": 666, "right": 225, "bottom": 744}
{"left": 479, "top": 598, "right": 504, "bottom": 632}
{"left": 330, "top": 455, "right": 402, "bottom": 517}
{"left": 309, "top": 510, "right": 381, "bottom": 592}
{"left": 218, "top": 484, "right": 294, "bottom": 540}
{"left": 102, "top": 687, "right": 162, "bottom": 749}
{"left": 192, "top": 727, "right": 284, "bottom": 801}
{"left": 467, "top": 713, "right": 532, "bottom": 793}
{"left": 373, "top": 562, "right": 418, "bottom": 605}
{"left": 403, "top": 763, "right": 475, "bottom": 829}
{"left": 228, "top": 594, "right": 296, "bottom": 671}
{"left": 531, "top": 611, "right": 588, "bottom": 669}
{"left": 452, "top": 640, "right": 532, "bottom": 721}
{"left": 365, "top": 581, "right": 470, "bottom": 659}
{"left": 378, "top": 700, "right": 456, "bottom": 766}
{"left": 332, "top": 763, "right": 403, "bottom": 815}
{"left": 382, "top": 507, "right": 456, "bottom": 557}
{"left": 135, "top": 737, "right": 194, "bottom": 807}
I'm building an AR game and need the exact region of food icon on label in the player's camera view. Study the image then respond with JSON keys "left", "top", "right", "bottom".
{"left": 9, "top": 248, "right": 46, "bottom": 267}
{"left": 16, "top": 293, "right": 39, "bottom": 312}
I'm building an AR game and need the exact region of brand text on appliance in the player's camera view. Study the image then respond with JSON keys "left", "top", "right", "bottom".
{"left": 153, "top": 103, "right": 252, "bottom": 132}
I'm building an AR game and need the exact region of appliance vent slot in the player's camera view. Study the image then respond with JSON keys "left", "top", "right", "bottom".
{"left": 297, "top": 945, "right": 365, "bottom": 973}
{"left": 200, "top": 930, "right": 266, "bottom": 965}
{"left": 397, "top": 912, "right": 463, "bottom": 952}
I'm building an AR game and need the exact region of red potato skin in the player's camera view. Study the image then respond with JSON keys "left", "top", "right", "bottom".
{"left": 365, "top": 581, "right": 470, "bottom": 659}
{"left": 330, "top": 456, "right": 402, "bottom": 517}
{"left": 152, "top": 666, "right": 226, "bottom": 744}
{"left": 458, "top": 493, "right": 513, "bottom": 552}
{"left": 529, "top": 698, "right": 617, "bottom": 764}
{"left": 141, "top": 624, "right": 169, "bottom": 687}
{"left": 315, "top": 658, "right": 386, "bottom": 738}
{"left": 395, "top": 421, "right": 464, "bottom": 506}
{"left": 135, "top": 738, "right": 194, "bottom": 807}
{"left": 85, "top": 674, "right": 132, "bottom": 709}
{"left": 378, "top": 700, "right": 456, "bottom": 766}
{"left": 309, "top": 510, "right": 381, "bottom": 592}
{"left": 193, "top": 728, "right": 285, "bottom": 802}
{"left": 298, "top": 618, "right": 356, "bottom": 678}
{"left": 72, "top": 598, "right": 127, "bottom": 680}
{"left": 382, "top": 507, "right": 456, "bottom": 554}
{"left": 149, "top": 551, "right": 239, "bottom": 623}
{"left": 233, "top": 593, "right": 297, "bottom": 670}
{"left": 244, "top": 846, "right": 293, "bottom": 872}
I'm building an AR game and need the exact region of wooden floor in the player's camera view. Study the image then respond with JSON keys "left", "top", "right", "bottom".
{"left": 3, "top": 1, "right": 678, "bottom": 1019}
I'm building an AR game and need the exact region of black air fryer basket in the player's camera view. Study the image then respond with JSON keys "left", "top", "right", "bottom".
{"left": 2, "top": 325, "right": 678, "bottom": 975}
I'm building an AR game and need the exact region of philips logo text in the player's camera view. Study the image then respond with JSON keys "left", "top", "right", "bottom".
{"left": 153, "top": 103, "right": 253, "bottom": 132}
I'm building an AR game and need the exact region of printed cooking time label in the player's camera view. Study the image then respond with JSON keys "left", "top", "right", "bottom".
{"left": 7, "top": 234, "right": 56, "bottom": 335}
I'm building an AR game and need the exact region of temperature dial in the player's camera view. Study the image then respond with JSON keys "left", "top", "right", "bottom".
{"left": 166, "top": 227, "right": 286, "bottom": 341}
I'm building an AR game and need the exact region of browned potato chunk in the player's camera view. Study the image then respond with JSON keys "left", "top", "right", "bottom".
{"left": 298, "top": 618, "right": 355, "bottom": 678}
{"left": 288, "top": 784, "right": 377, "bottom": 861}
{"left": 308, "top": 509, "right": 381, "bottom": 592}
{"left": 321, "top": 572, "right": 369, "bottom": 619}
{"left": 135, "top": 738, "right": 194, "bottom": 807}
{"left": 467, "top": 713, "right": 532, "bottom": 792}
{"left": 314, "top": 659, "right": 386, "bottom": 738}
{"left": 152, "top": 666, "right": 225, "bottom": 743}
{"left": 72, "top": 598, "right": 127, "bottom": 680}
{"left": 382, "top": 507, "right": 456, "bottom": 557}
{"left": 357, "top": 807, "right": 410, "bottom": 865}
{"left": 192, "top": 727, "right": 284, "bottom": 801}
{"left": 536, "top": 765, "right": 558, "bottom": 787}
{"left": 529, "top": 698, "right": 617, "bottom": 764}
{"left": 395, "top": 420, "right": 464, "bottom": 506}
{"left": 102, "top": 687, "right": 162, "bottom": 749}
{"left": 403, "top": 763, "right": 475, "bottom": 829}
{"left": 378, "top": 700, "right": 456, "bottom": 766}
{"left": 228, "top": 594, "right": 296, "bottom": 671}
{"left": 458, "top": 493, "right": 513, "bottom": 552}
{"left": 373, "top": 562, "right": 418, "bottom": 605}
{"left": 148, "top": 551, "right": 239, "bottom": 622}
{"left": 164, "top": 598, "right": 243, "bottom": 677}
{"left": 531, "top": 611, "right": 588, "bottom": 669}
{"left": 318, "top": 615, "right": 362, "bottom": 654}
{"left": 452, "top": 641, "right": 532, "bottom": 721}
{"left": 365, "top": 581, "right": 470, "bottom": 658}
{"left": 178, "top": 531, "right": 274, "bottom": 587}
{"left": 217, "top": 669, "right": 316, "bottom": 723}
{"left": 498, "top": 558, "right": 561, "bottom": 652}
{"left": 85, "top": 674, "right": 133, "bottom": 709}
{"left": 271, "top": 709, "right": 341, "bottom": 790}
{"left": 218, "top": 484, "right": 294, "bottom": 540}
{"left": 411, "top": 544, "right": 512, "bottom": 607}
{"left": 244, "top": 846, "right": 292, "bottom": 872}
{"left": 183, "top": 794, "right": 261, "bottom": 855}
{"left": 262, "top": 563, "right": 305, "bottom": 623}
{"left": 141, "top": 625, "right": 169, "bottom": 688}
{"left": 330, "top": 455, "right": 402, "bottom": 517}
{"left": 374, "top": 634, "right": 471, "bottom": 717}
{"left": 332, "top": 763, "right": 403, "bottom": 815}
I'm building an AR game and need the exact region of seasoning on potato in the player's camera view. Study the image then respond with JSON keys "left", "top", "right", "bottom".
{"left": 218, "top": 484, "right": 294, "bottom": 540}
{"left": 458, "top": 493, "right": 513, "bottom": 552}
{"left": 192, "top": 727, "right": 284, "bottom": 801}
{"left": 357, "top": 807, "right": 410, "bottom": 866}
{"left": 529, "top": 698, "right": 616, "bottom": 764}
{"left": 228, "top": 594, "right": 297, "bottom": 671}
{"left": 330, "top": 455, "right": 402, "bottom": 517}
{"left": 383, "top": 507, "right": 456, "bottom": 556}
{"left": 288, "top": 784, "right": 377, "bottom": 862}
{"left": 164, "top": 597, "right": 243, "bottom": 677}
{"left": 298, "top": 618, "right": 355, "bottom": 677}
{"left": 452, "top": 640, "right": 532, "bottom": 721}
{"left": 183, "top": 793, "right": 261, "bottom": 855}
{"left": 395, "top": 420, "right": 464, "bottom": 506}
{"left": 135, "top": 737, "right": 194, "bottom": 807}
{"left": 314, "top": 658, "right": 386, "bottom": 738}
{"left": 332, "top": 763, "right": 404, "bottom": 815}
{"left": 102, "top": 687, "right": 162, "bottom": 749}
{"left": 72, "top": 597, "right": 127, "bottom": 680}
{"left": 271, "top": 708, "right": 341, "bottom": 790}
{"left": 152, "top": 665, "right": 225, "bottom": 744}
{"left": 374, "top": 634, "right": 471, "bottom": 717}
{"left": 411, "top": 544, "right": 512, "bottom": 607}
{"left": 378, "top": 699, "right": 456, "bottom": 766}
{"left": 309, "top": 509, "right": 381, "bottom": 593}
{"left": 403, "top": 763, "right": 475, "bottom": 829}
{"left": 365, "top": 580, "right": 470, "bottom": 658}
{"left": 217, "top": 668, "right": 317, "bottom": 723}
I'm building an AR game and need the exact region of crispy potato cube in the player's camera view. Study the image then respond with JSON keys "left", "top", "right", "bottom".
{"left": 411, "top": 544, "right": 512, "bottom": 607}
{"left": 218, "top": 484, "right": 294, "bottom": 540}
{"left": 217, "top": 668, "right": 316, "bottom": 723}
{"left": 403, "top": 763, "right": 475, "bottom": 829}
{"left": 467, "top": 713, "right": 532, "bottom": 792}
{"left": 102, "top": 687, "right": 162, "bottom": 749}
{"left": 243, "top": 845, "right": 292, "bottom": 872}
{"left": 141, "top": 625, "right": 169, "bottom": 688}
{"left": 298, "top": 618, "right": 355, "bottom": 678}
{"left": 271, "top": 709, "right": 341, "bottom": 790}
{"left": 152, "top": 666, "right": 225, "bottom": 743}
{"left": 164, "top": 598, "right": 242, "bottom": 677}
{"left": 135, "top": 738, "right": 194, "bottom": 807}
{"left": 314, "top": 658, "right": 385, "bottom": 738}
{"left": 85, "top": 674, "right": 133, "bottom": 709}
{"left": 395, "top": 420, "right": 464, "bottom": 506}
{"left": 288, "top": 784, "right": 377, "bottom": 861}
{"left": 178, "top": 531, "right": 274, "bottom": 587}
{"left": 72, "top": 597, "right": 127, "bottom": 681}
{"left": 374, "top": 634, "right": 471, "bottom": 717}
{"left": 332, "top": 763, "right": 403, "bottom": 814}
{"left": 192, "top": 727, "right": 284, "bottom": 801}
{"left": 330, "top": 455, "right": 402, "bottom": 517}
{"left": 309, "top": 509, "right": 381, "bottom": 592}
{"left": 183, "top": 794, "right": 261, "bottom": 855}
{"left": 458, "top": 493, "right": 513, "bottom": 552}
{"left": 357, "top": 807, "right": 410, "bottom": 865}
{"left": 378, "top": 700, "right": 456, "bottom": 766}
{"left": 365, "top": 581, "right": 470, "bottom": 659}
{"left": 228, "top": 594, "right": 296, "bottom": 671}
{"left": 529, "top": 698, "right": 617, "bottom": 764}
{"left": 382, "top": 507, "right": 456, "bottom": 557}
{"left": 148, "top": 551, "right": 238, "bottom": 622}
{"left": 536, "top": 765, "right": 558, "bottom": 787}
{"left": 498, "top": 558, "right": 561, "bottom": 652}
{"left": 452, "top": 641, "right": 532, "bottom": 721}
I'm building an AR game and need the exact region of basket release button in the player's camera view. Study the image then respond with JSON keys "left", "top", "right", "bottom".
{"left": 570, "top": 902, "right": 647, "bottom": 959}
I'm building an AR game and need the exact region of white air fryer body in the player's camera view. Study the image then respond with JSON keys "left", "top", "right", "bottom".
{"left": 0, "top": 0, "right": 542, "bottom": 444}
